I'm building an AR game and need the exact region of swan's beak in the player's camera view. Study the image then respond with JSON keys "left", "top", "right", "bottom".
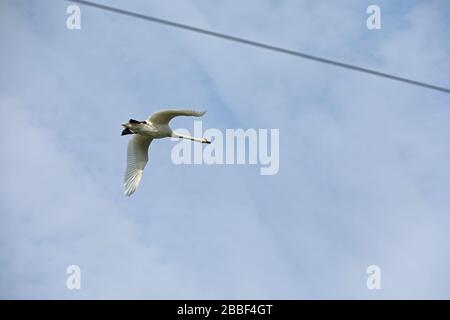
{"left": 121, "top": 128, "right": 134, "bottom": 136}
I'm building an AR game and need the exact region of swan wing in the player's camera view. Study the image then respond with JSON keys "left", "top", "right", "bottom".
{"left": 148, "top": 109, "right": 206, "bottom": 125}
{"left": 124, "top": 135, "right": 153, "bottom": 196}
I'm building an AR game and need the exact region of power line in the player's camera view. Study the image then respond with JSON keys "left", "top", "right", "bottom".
{"left": 68, "top": 0, "right": 450, "bottom": 94}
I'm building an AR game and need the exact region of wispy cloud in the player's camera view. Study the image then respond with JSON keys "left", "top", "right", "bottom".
{"left": 1, "top": 0, "right": 449, "bottom": 299}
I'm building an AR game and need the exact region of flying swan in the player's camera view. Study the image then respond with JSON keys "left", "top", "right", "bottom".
{"left": 121, "top": 109, "right": 210, "bottom": 196}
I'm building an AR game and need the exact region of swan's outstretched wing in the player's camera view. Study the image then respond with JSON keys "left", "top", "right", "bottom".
{"left": 148, "top": 109, "right": 206, "bottom": 125}
{"left": 124, "top": 135, "right": 153, "bottom": 196}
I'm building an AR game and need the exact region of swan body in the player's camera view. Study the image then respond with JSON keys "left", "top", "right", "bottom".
{"left": 121, "top": 109, "right": 210, "bottom": 196}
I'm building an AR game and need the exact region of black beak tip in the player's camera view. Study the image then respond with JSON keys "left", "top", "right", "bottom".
{"left": 121, "top": 128, "right": 134, "bottom": 136}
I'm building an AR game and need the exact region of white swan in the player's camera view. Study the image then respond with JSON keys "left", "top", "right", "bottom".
{"left": 121, "top": 109, "right": 210, "bottom": 196}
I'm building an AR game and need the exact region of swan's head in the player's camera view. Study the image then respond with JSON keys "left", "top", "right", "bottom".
{"left": 122, "top": 122, "right": 140, "bottom": 131}
{"left": 121, "top": 122, "right": 137, "bottom": 136}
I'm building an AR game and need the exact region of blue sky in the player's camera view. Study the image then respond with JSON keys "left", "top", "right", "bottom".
{"left": 1, "top": 0, "right": 450, "bottom": 299}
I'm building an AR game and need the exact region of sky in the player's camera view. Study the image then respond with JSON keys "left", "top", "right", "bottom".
{"left": 1, "top": 0, "right": 450, "bottom": 299}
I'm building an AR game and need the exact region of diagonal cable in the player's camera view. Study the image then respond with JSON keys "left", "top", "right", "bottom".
{"left": 67, "top": 0, "right": 450, "bottom": 94}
